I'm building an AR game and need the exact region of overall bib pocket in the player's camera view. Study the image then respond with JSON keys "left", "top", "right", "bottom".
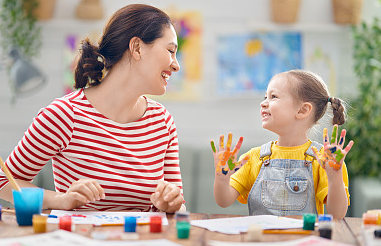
{"left": 261, "top": 179, "right": 308, "bottom": 211}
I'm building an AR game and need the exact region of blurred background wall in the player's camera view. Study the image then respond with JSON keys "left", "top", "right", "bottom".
{"left": 0, "top": 0, "right": 380, "bottom": 215}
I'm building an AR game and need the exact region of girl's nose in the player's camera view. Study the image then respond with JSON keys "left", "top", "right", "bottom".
{"left": 260, "top": 100, "right": 268, "bottom": 108}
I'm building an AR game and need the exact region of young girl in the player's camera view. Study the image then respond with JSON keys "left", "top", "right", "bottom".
{"left": 211, "top": 70, "right": 354, "bottom": 219}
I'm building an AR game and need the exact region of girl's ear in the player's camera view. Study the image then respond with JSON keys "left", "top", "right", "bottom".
{"left": 296, "top": 102, "right": 313, "bottom": 119}
{"left": 129, "top": 37, "right": 142, "bottom": 60}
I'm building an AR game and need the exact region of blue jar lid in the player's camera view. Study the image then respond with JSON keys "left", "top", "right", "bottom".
{"left": 318, "top": 214, "right": 333, "bottom": 222}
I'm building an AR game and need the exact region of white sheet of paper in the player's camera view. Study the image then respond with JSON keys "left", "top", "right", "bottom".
{"left": 191, "top": 215, "right": 304, "bottom": 234}
{"left": 47, "top": 210, "right": 168, "bottom": 225}
{"left": 0, "top": 230, "right": 182, "bottom": 246}
{"left": 208, "top": 235, "right": 354, "bottom": 246}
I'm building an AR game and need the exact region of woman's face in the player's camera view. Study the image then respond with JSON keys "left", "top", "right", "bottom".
{"left": 138, "top": 25, "right": 180, "bottom": 95}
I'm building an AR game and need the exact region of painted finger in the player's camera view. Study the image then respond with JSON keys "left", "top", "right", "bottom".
{"left": 312, "top": 146, "right": 324, "bottom": 161}
{"left": 210, "top": 140, "right": 217, "bottom": 153}
{"left": 312, "top": 146, "right": 325, "bottom": 168}
{"left": 233, "top": 155, "right": 249, "bottom": 173}
{"left": 330, "top": 125, "right": 338, "bottom": 144}
{"left": 344, "top": 140, "right": 354, "bottom": 153}
{"left": 338, "top": 129, "right": 346, "bottom": 148}
{"left": 226, "top": 133, "right": 233, "bottom": 149}
{"left": 232, "top": 136, "right": 244, "bottom": 156}
{"left": 323, "top": 128, "right": 329, "bottom": 147}
{"left": 219, "top": 135, "right": 225, "bottom": 149}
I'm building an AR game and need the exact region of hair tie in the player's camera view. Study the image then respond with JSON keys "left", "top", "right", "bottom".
{"left": 327, "top": 97, "right": 332, "bottom": 103}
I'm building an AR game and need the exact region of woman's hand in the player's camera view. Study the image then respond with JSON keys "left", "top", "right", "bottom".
{"left": 55, "top": 179, "right": 105, "bottom": 210}
{"left": 312, "top": 125, "right": 354, "bottom": 178}
{"left": 210, "top": 132, "right": 249, "bottom": 177}
{"left": 150, "top": 181, "right": 183, "bottom": 213}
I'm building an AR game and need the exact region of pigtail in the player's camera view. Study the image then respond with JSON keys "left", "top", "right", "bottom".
{"left": 329, "top": 97, "right": 345, "bottom": 125}
{"left": 74, "top": 38, "right": 105, "bottom": 89}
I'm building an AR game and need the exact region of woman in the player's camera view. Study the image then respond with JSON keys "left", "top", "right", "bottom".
{"left": 0, "top": 4, "right": 184, "bottom": 213}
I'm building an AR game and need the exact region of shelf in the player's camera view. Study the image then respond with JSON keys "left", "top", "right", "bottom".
{"left": 247, "top": 21, "right": 351, "bottom": 32}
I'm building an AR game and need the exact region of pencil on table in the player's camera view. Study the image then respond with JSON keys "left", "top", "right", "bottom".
{"left": 263, "top": 229, "right": 312, "bottom": 235}
{"left": 0, "top": 156, "right": 21, "bottom": 192}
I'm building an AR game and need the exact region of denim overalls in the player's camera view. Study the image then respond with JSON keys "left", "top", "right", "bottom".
{"left": 248, "top": 141, "right": 322, "bottom": 216}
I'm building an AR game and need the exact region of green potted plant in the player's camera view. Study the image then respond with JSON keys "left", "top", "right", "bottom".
{"left": 345, "top": 17, "right": 381, "bottom": 178}
{"left": 0, "top": 0, "right": 45, "bottom": 101}
{"left": 0, "top": 0, "right": 42, "bottom": 60}
{"left": 344, "top": 6, "right": 381, "bottom": 216}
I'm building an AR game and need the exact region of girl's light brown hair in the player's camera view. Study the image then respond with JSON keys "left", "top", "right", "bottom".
{"left": 285, "top": 70, "right": 345, "bottom": 125}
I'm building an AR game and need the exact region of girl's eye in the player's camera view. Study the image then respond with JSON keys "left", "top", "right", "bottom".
{"left": 271, "top": 94, "right": 277, "bottom": 99}
{"left": 264, "top": 96, "right": 267, "bottom": 100}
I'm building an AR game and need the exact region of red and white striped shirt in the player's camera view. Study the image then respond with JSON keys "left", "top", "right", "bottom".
{"left": 0, "top": 89, "right": 182, "bottom": 211}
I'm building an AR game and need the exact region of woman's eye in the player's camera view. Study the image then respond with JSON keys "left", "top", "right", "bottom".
{"left": 168, "top": 50, "right": 175, "bottom": 54}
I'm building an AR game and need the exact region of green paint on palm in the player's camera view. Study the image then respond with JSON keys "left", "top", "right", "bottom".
{"left": 228, "top": 158, "right": 235, "bottom": 170}
{"left": 334, "top": 149, "right": 344, "bottom": 162}
{"left": 331, "top": 126, "right": 338, "bottom": 144}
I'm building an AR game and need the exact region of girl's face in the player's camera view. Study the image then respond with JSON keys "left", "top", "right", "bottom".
{"left": 138, "top": 25, "right": 180, "bottom": 95}
{"left": 260, "top": 74, "right": 301, "bottom": 134}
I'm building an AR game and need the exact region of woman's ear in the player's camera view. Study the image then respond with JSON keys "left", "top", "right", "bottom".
{"left": 129, "top": 37, "right": 142, "bottom": 60}
{"left": 296, "top": 102, "right": 313, "bottom": 119}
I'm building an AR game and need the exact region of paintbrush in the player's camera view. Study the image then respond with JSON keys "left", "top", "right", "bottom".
{"left": 0, "top": 156, "right": 21, "bottom": 192}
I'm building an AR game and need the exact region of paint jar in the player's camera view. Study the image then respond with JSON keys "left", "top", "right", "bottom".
{"left": 150, "top": 215, "right": 162, "bottom": 233}
{"left": 363, "top": 212, "right": 378, "bottom": 225}
{"left": 124, "top": 216, "right": 137, "bottom": 232}
{"left": 32, "top": 214, "right": 48, "bottom": 233}
{"left": 247, "top": 224, "right": 262, "bottom": 242}
{"left": 375, "top": 229, "right": 381, "bottom": 238}
{"left": 13, "top": 188, "right": 44, "bottom": 226}
{"left": 318, "top": 214, "right": 333, "bottom": 239}
{"left": 175, "top": 211, "right": 190, "bottom": 224}
{"left": 59, "top": 216, "right": 72, "bottom": 232}
{"left": 366, "top": 210, "right": 381, "bottom": 225}
{"left": 175, "top": 211, "right": 190, "bottom": 239}
{"left": 303, "top": 213, "right": 316, "bottom": 230}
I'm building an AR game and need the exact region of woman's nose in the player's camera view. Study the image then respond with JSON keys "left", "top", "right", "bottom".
{"left": 171, "top": 57, "right": 180, "bottom": 72}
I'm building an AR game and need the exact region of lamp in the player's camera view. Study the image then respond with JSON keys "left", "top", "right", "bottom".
{"left": 8, "top": 48, "right": 46, "bottom": 96}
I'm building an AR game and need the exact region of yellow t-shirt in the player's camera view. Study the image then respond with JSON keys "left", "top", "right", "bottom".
{"left": 230, "top": 140, "right": 350, "bottom": 215}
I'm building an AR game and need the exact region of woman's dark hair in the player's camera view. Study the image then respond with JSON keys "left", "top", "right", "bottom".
{"left": 74, "top": 4, "right": 173, "bottom": 89}
{"left": 285, "top": 70, "right": 346, "bottom": 125}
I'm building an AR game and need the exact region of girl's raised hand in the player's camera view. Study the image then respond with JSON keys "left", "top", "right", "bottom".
{"left": 210, "top": 133, "right": 249, "bottom": 176}
{"left": 312, "top": 125, "right": 354, "bottom": 172}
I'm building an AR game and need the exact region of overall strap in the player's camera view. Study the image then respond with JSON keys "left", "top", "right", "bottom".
{"left": 259, "top": 141, "right": 273, "bottom": 159}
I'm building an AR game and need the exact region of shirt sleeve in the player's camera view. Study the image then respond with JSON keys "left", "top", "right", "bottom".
{"left": 162, "top": 109, "right": 183, "bottom": 195}
{"left": 0, "top": 99, "right": 74, "bottom": 190}
{"left": 230, "top": 147, "right": 261, "bottom": 204}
